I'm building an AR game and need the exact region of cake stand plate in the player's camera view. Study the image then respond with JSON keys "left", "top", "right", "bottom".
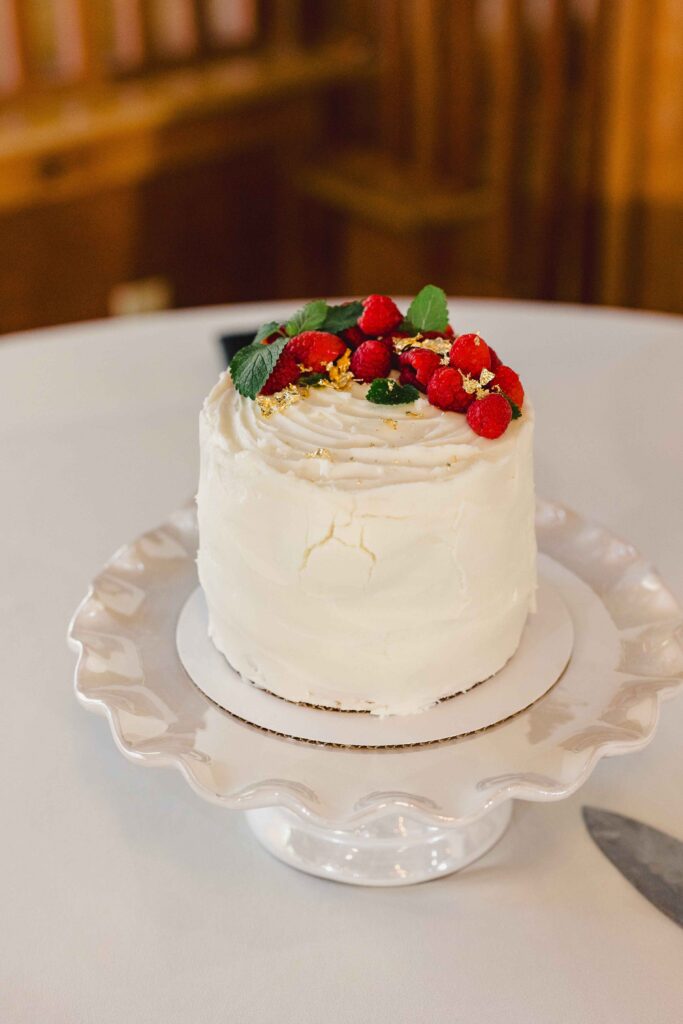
{"left": 69, "top": 500, "right": 683, "bottom": 886}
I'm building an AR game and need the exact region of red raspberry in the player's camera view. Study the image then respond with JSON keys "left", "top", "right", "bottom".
{"left": 260, "top": 352, "right": 301, "bottom": 395}
{"left": 449, "top": 333, "right": 491, "bottom": 377}
{"left": 422, "top": 327, "right": 455, "bottom": 339}
{"left": 285, "top": 331, "right": 345, "bottom": 371}
{"left": 493, "top": 365, "right": 524, "bottom": 407}
{"left": 284, "top": 334, "right": 311, "bottom": 361}
{"left": 399, "top": 349, "right": 442, "bottom": 392}
{"left": 466, "top": 393, "right": 512, "bottom": 438}
{"left": 488, "top": 346, "right": 502, "bottom": 371}
{"left": 340, "top": 325, "right": 368, "bottom": 349}
{"left": 350, "top": 340, "right": 392, "bottom": 382}
{"left": 358, "top": 295, "right": 403, "bottom": 335}
{"left": 426, "top": 366, "right": 473, "bottom": 413}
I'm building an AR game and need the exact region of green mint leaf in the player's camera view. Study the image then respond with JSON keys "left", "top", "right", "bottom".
{"left": 321, "top": 300, "right": 363, "bottom": 334}
{"left": 404, "top": 285, "right": 449, "bottom": 332}
{"left": 285, "top": 299, "right": 328, "bottom": 337}
{"left": 230, "top": 335, "right": 289, "bottom": 399}
{"left": 298, "top": 371, "right": 326, "bottom": 387}
{"left": 252, "top": 320, "right": 282, "bottom": 345}
{"left": 500, "top": 391, "right": 522, "bottom": 420}
{"left": 366, "top": 378, "right": 420, "bottom": 405}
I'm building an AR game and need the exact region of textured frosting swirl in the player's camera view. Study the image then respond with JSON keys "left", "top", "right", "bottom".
{"left": 204, "top": 372, "right": 533, "bottom": 490}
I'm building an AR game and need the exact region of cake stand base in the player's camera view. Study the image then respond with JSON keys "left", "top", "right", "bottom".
{"left": 246, "top": 802, "right": 513, "bottom": 886}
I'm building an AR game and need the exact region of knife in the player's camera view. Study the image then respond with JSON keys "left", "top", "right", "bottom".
{"left": 583, "top": 806, "right": 683, "bottom": 928}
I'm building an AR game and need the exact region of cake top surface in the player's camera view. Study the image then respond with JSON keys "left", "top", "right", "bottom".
{"left": 209, "top": 285, "right": 531, "bottom": 490}
{"left": 204, "top": 371, "right": 533, "bottom": 491}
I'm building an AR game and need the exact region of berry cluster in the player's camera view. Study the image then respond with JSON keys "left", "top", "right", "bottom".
{"left": 233, "top": 288, "right": 525, "bottom": 440}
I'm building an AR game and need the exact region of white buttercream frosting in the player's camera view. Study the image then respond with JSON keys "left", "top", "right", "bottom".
{"left": 197, "top": 372, "right": 537, "bottom": 714}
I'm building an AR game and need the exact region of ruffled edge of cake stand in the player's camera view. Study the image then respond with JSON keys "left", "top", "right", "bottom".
{"left": 68, "top": 500, "right": 683, "bottom": 829}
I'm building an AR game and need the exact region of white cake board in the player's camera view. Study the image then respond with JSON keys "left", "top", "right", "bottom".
{"left": 176, "top": 554, "right": 574, "bottom": 748}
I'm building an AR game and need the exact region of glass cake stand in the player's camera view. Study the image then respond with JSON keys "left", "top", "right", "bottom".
{"left": 68, "top": 499, "right": 683, "bottom": 886}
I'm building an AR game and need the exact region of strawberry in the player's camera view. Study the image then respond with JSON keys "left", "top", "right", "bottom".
{"left": 488, "top": 346, "right": 502, "bottom": 371}
{"left": 260, "top": 352, "right": 301, "bottom": 395}
{"left": 426, "top": 366, "right": 473, "bottom": 413}
{"left": 358, "top": 295, "right": 403, "bottom": 335}
{"left": 466, "top": 393, "right": 512, "bottom": 438}
{"left": 285, "top": 331, "right": 345, "bottom": 371}
{"left": 350, "top": 340, "right": 392, "bottom": 382}
{"left": 399, "top": 349, "right": 442, "bottom": 392}
{"left": 493, "top": 365, "right": 524, "bottom": 408}
{"left": 449, "top": 333, "right": 491, "bottom": 377}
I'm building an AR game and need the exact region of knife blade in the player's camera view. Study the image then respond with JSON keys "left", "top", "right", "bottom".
{"left": 582, "top": 806, "right": 683, "bottom": 928}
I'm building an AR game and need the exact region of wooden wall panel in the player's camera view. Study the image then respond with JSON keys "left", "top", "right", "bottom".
{"left": 598, "top": 0, "right": 683, "bottom": 312}
{"left": 0, "top": 154, "right": 282, "bottom": 333}
{"left": 638, "top": 0, "right": 683, "bottom": 312}
{"left": 0, "top": 0, "right": 680, "bottom": 333}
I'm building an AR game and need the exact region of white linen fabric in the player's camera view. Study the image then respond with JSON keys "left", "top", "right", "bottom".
{"left": 1, "top": 301, "right": 682, "bottom": 1023}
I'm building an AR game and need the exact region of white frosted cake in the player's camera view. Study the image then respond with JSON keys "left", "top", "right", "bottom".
{"left": 197, "top": 287, "right": 536, "bottom": 715}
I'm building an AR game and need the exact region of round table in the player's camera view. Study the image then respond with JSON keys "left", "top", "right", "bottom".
{"left": 1, "top": 300, "right": 682, "bottom": 1023}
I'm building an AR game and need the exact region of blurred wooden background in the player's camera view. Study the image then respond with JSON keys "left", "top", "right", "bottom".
{"left": 0, "top": 0, "right": 680, "bottom": 334}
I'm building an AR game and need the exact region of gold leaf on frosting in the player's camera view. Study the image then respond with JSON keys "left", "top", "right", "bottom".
{"left": 382, "top": 418, "right": 398, "bottom": 430}
{"left": 405, "top": 410, "right": 423, "bottom": 418}
{"left": 305, "top": 447, "right": 332, "bottom": 460}
{"left": 256, "top": 384, "right": 304, "bottom": 417}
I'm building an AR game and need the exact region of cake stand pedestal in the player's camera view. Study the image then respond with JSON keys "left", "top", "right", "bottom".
{"left": 69, "top": 500, "right": 683, "bottom": 887}
{"left": 246, "top": 803, "right": 513, "bottom": 885}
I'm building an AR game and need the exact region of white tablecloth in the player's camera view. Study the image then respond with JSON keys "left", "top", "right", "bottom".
{"left": 1, "top": 301, "right": 682, "bottom": 1023}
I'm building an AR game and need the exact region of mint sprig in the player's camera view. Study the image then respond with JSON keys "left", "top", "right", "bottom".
{"left": 299, "top": 371, "right": 326, "bottom": 387}
{"left": 285, "top": 299, "right": 328, "bottom": 337}
{"left": 500, "top": 392, "right": 522, "bottom": 420}
{"left": 404, "top": 284, "right": 449, "bottom": 333}
{"left": 252, "top": 320, "right": 282, "bottom": 345}
{"left": 366, "top": 378, "right": 419, "bottom": 405}
{"left": 230, "top": 335, "right": 289, "bottom": 399}
{"left": 321, "top": 301, "right": 363, "bottom": 333}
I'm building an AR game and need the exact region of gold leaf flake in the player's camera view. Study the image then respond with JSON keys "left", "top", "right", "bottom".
{"left": 392, "top": 333, "right": 452, "bottom": 359}
{"left": 479, "top": 368, "right": 495, "bottom": 386}
{"left": 305, "top": 447, "right": 332, "bottom": 460}
{"left": 460, "top": 371, "right": 489, "bottom": 400}
{"left": 321, "top": 347, "right": 354, "bottom": 392}
{"left": 256, "top": 397, "right": 275, "bottom": 417}
{"left": 382, "top": 418, "right": 398, "bottom": 430}
{"left": 256, "top": 383, "right": 304, "bottom": 417}
{"left": 460, "top": 374, "right": 480, "bottom": 395}
{"left": 392, "top": 334, "right": 422, "bottom": 352}
{"left": 405, "top": 410, "right": 423, "bottom": 419}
